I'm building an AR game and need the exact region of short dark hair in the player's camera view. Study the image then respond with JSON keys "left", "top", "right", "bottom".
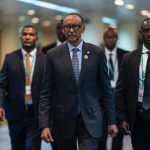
{"left": 63, "top": 13, "right": 84, "bottom": 25}
{"left": 21, "top": 25, "right": 38, "bottom": 35}
{"left": 56, "top": 20, "right": 63, "bottom": 30}
{"left": 103, "top": 27, "right": 118, "bottom": 39}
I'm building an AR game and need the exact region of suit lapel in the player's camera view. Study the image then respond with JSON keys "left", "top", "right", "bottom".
{"left": 31, "top": 51, "right": 41, "bottom": 85}
{"left": 79, "top": 43, "right": 90, "bottom": 84}
{"left": 117, "top": 49, "right": 122, "bottom": 68}
{"left": 61, "top": 43, "right": 76, "bottom": 84}
{"left": 17, "top": 50, "right": 25, "bottom": 77}
{"left": 131, "top": 49, "right": 142, "bottom": 90}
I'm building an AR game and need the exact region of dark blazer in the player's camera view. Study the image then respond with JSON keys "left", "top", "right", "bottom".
{"left": 42, "top": 42, "right": 57, "bottom": 54}
{"left": 0, "top": 49, "right": 46, "bottom": 121}
{"left": 102, "top": 47, "right": 129, "bottom": 71}
{"left": 116, "top": 49, "right": 141, "bottom": 131}
{"left": 39, "top": 42, "right": 116, "bottom": 139}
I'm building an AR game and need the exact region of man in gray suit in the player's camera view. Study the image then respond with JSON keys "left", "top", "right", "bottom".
{"left": 39, "top": 13, "right": 118, "bottom": 150}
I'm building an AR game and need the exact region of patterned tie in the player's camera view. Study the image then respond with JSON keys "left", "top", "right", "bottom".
{"left": 142, "top": 51, "right": 150, "bottom": 110}
{"left": 72, "top": 48, "right": 80, "bottom": 83}
{"left": 25, "top": 53, "right": 32, "bottom": 102}
{"left": 108, "top": 53, "right": 114, "bottom": 80}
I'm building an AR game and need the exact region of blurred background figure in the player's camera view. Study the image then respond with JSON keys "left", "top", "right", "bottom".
{"left": 99, "top": 27, "right": 129, "bottom": 150}
{"left": 42, "top": 20, "right": 66, "bottom": 54}
{"left": 116, "top": 17, "right": 150, "bottom": 150}
{"left": 0, "top": 25, "right": 46, "bottom": 150}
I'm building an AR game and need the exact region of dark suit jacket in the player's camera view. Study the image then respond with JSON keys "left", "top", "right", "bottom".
{"left": 116, "top": 49, "right": 141, "bottom": 131}
{"left": 42, "top": 42, "right": 57, "bottom": 54}
{"left": 101, "top": 47, "right": 128, "bottom": 130}
{"left": 0, "top": 49, "right": 46, "bottom": 121}
{"left": 102, "top": 47, "right": 129, "bottom": 71}
{"left": 39, "top": 42, "right": 116, "bottom": 139}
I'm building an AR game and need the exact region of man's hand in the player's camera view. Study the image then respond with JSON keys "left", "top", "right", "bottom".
{"left": 119, "top": 120, "right": 131, "bottom": 135}
{"left": 41, "top": 127, "right": 54, "bottom": 143}
{"left": 0, "top": 107, "right": 5, "bottom": 121}
{"left": 108, "top": 124, "right": 118, "bottom": 137}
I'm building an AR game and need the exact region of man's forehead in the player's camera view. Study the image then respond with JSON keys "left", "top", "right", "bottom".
{"left": 64, "top": 15, "right": 81, "bottom": 23}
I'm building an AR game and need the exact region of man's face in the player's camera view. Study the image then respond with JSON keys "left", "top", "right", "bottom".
{"left": 20, "top": 27, "right": 38, "bottom": 50}
{"left": 56, "top": 26, "right": 66, "bottom": 43}
{"left": 62, "top": 14, "right": 85, "bottom": 46}
{"left": 103, "top": 30, "right": 117, "bottom": 51}
{"left": 141, "top": 19, "right": 150, "bottom": 46}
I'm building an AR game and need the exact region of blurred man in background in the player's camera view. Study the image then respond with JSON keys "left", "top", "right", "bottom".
{"left": 100, "top": 27, "right": 128, "bottom": 150}
{"left": 42, "top": 20, "right": 66, "bottom": 54}
{"left": 0, "top": 25, "right": 46, "bottom": 150}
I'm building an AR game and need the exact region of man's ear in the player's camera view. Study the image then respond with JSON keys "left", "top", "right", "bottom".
{"left": 62, "top": 28, "right": 65, "bottom": 35}
{"left": 82, "top": 25, "right": 85, "bottom": 33}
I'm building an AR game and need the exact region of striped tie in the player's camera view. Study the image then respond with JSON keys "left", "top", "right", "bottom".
{"left": 72, "top": 48, "right": 79, "bottom": 83}
{"left": 109, "top": 53, "right": 114, "bottom": 80}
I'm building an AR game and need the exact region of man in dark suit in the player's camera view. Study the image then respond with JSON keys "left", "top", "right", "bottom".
{"left": 42, "top": 20, "right": 66, "bottom": 54}
{"left": 99, "top": 27, "right": 128, "bottom": 150}
{"left": 42, "top": 20, "right": 66, "bottom": 150}
{"left": 39, "top": 13, "right": 118, "bottom": 150}
{"left": 116, "top": 17, "right": 150, "bottom": 150}
{"left": 0, "top": 25, "right": 46, "bottom": 150}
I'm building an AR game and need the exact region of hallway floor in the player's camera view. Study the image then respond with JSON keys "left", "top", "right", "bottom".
{"left": 0, "top": 122, "right": 133, "bottom": 150}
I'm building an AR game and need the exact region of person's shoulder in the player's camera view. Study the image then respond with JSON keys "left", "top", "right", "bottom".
{"left": 117, "top": 47, "right": 129, "bottom": 54}
{"left": 5, "top": 49, "right": 20, "bottom": 57}
{"left": 42, "top": 42, "right": 57, "bottom": 54}
{"left": 47, "top": 43, "right": 65, "bottom": 55}
{"left": 122, "top": 49, "right": 139, "bottom": 60}
{"left": 83, "top": 42, "right": 102, "bottom": 52}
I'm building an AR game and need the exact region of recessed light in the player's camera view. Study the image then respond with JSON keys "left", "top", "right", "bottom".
{"left": 114, "top": 0, "right": 124, "bottom": 6}
{"left": 18, "top": 16, "right": 26, "bottom": 21}
{"left": 126, "top": 4, "right": 135, "bottom": 10}
{"left": 140, "top": 10, "right": 149, "bottom": 16}
{"left": 31, "top": 17, "right": 39, "bottom": 24}
{"left": 43, "top": 20, "right": 51, "bottom": 27}
{"left": 27, "top": 9, "right": 36, "bottom": 15}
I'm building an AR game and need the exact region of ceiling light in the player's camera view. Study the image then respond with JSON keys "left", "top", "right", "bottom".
{"left": 43, "top": 20, "right": 51, "bottom": 27}
{"left": 102, "top": 17, "right": 118, "bottom": 25}
{"left": 18, "top": 16, "right": 26, "bottom": 21}
{"left": 114, "top": 0, "right": 124, "bottom": 6}
{"left": 55, "top": 15, "right": 64, "bottom": 21}
{"left": 16, "top": 0, "right": 79, "bottom": 13}
{"left": 140, "top": 10, "right": 149, "bottom": 16}
{"left": 31, "top": 17, "right": 39, "bottom": 24}
{"left": 27, "top": 9, "right": 36, "bottom": 15}
{"left": 126, "top": 4, "right": 135, "bottom": 10}
{"left": 147, "top": 13, "right": 150, "bottom": 18}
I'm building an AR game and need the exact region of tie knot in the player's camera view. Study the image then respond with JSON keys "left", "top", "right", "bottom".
{"left": 26, "top": 53, "right": 31, "bottom": 57}
{"left": 72, "top": 48, "right": 79, "bottom": 54}
{"left": 109, "top": 53, "right": 113, "bottom": 57}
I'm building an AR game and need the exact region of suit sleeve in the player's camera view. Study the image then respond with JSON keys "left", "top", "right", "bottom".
{"left": 98, "top": 50, "right": 116, "bottom": 125}
{"left": 39, "top": 53, "right": 54, "bottom": 129}
{"left": 0, "top": 55, "right": 9, "bottom": 107}
{"left": 116, "top": 54, "right": 129, "bottom": 122}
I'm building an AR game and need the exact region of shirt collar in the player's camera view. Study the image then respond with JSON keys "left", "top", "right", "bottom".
{"left": 21, "top": 48, "right": 37, "bottom": 57}
{"left": 142, "top": 45, "right": 150, "bottom": 54}
{"left": 105, "top": 47, "right": 117, "bottom": 55}
{"left": 67, "top": 41, "right": 83, "bottom": 52}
